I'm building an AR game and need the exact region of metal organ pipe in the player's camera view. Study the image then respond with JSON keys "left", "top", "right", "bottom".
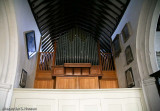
{"left": 55, "top": 28, "right": 99, "bottom": 65}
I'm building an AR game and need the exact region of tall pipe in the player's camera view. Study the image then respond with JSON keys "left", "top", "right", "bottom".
{"left": 55, "top": 28, "right": 99, "bottom": 65}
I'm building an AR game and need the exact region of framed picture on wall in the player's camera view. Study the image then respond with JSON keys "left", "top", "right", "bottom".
{"left": 125, "top": 67, "right": 135, "bottom": 88}
{"left": 25, "top": 30, "right": 36, "bottom": 59}
{"left": 121, "top": 22, "right": 132, "bottom": 43}
{"left": 19, "top": 69, "right": 27, "bottom": 88}
{"left": 125, "top": 45, "right": 134, "bottom": 65}
{"left": 112, "top": 34, "right": 121, "bottom": 57}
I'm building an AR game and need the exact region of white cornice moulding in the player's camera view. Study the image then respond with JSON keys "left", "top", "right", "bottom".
{"left": 0, "top": 83, "right": 11, "bottom": 90}
{"left": 13, "top": 88, "right": 142, "bottom": 94}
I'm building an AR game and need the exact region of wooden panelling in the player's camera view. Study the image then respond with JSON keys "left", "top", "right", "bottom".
{"left": 82, "top": 68, "right": 89, "bottom": 75}
{"left": 79, "top": 77, "right": 99, "bottom": 89}
{"left": 65, "top": 68, "right": 73, "bottom": 75}
{"left": 64, "top": 63, "right": 91, "bottom": 67}
{"left": 56, "top": 77, "right": 77, "bottom": 89}
{"left": 90, "top": 65, "right": 101, "bottom": 75}
{"left": 56, "top": 77, "right": 99, "bottom": 89}
{"left": 52, "top": 65, "right": 103, "bottom": 76}
{"left": 36, "top": 71, "right": 52, "bottom": 79}
{"left": 74, "top": 68, "right": 81, "bottom": 75}
{"left": 34, "top": 79, "right": 54, "bottom": 89}
{"left": 100, "top": 79, "right": 118, "bottom": 88}
{"left": 53, "top": 66, "right": 64, "bottom": 75}
{"left": 101, "top": 71, "right": 117, "bottom": 79}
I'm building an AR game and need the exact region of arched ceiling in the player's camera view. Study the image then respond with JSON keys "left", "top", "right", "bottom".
{"left": 28, "top": 0, "right": 130, "bottom": 52}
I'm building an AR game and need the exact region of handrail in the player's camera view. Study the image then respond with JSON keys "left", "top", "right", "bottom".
{"left": 38, "top": 52, "right": 54, "bottom": 71}
{"left": 37, "top": 51, "right": 115, "bottom": 71}
{"left": 101, "top": 53, "right": 115, "bottom": 71}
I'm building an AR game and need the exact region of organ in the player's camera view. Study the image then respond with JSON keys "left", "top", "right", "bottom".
{"left": 34, "top": 28, "right": 118, "bottom": 89}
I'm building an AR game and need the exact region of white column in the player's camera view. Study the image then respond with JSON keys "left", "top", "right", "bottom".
{"left": 136, "top": 0, "right": 160, "bottom": 111}
{"left": 142, "top": 78, "right": 160, "bottom": 111}
{"left": 0, "top": 0, "right": 18, "bottom": 110}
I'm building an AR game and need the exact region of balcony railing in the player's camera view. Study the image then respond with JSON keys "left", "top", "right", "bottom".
{"left": 38, "top": 52, "right": 54, "bottom": 71}
{"left": 37, "top": 52, "right": 115, "bottom": 72}
{"left": 101, "top": 53, "right": 115, "bottom": 71}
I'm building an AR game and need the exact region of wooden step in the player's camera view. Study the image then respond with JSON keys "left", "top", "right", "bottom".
{"left": 99, "top": 79, "right": 119, "bottom": 89}
{"left": 36, "top": 71, "right": 52, "bottom": 79}
{"left": 34, "top": 79, "right": 55, "bottom": 89}
{"left": 101, "top": 71, "right": 117, "bottom": 79}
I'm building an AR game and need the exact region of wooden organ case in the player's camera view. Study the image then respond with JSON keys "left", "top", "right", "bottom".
{"left": 34, "top": 28, "right": 118, "bottom": 89}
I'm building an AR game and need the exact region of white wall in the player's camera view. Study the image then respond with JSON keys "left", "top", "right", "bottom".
{"left": 13, "top": 0, "right": 41, "bottom": 88}
{"left": 155, "top": 32, "right": 160, "bottom": 51}
{"left": 111, "top": 0, "right": 143, "bottom": 88}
